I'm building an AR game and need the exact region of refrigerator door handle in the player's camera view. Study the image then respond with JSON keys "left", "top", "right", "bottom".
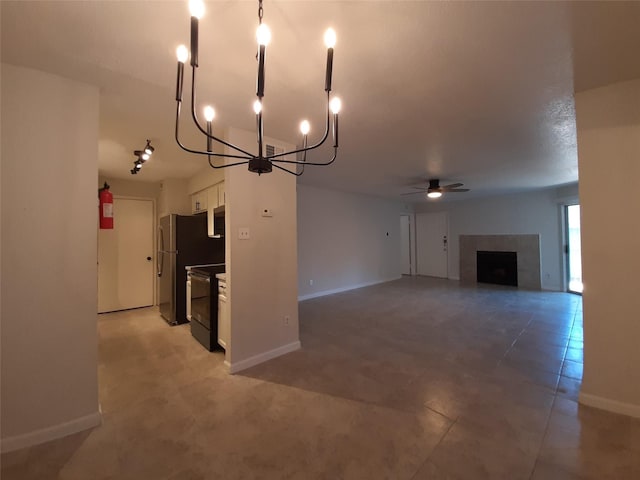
{"left": 158, "top": 226, "right": 164, "bottom": 277}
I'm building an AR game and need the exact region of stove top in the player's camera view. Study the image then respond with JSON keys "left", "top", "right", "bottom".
{"left": 188, "top": 264, "right": 225, "bottom": 277}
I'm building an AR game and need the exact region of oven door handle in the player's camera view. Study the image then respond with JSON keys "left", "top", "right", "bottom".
{"left": 190, "top": 273, "right": 211, "bottom": 282}
{"left": 186, "top": 277, "right": 192, "bottom": 321}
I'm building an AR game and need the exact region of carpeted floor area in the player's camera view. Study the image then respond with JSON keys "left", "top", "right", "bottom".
{"left": 2, "top": 276, "right": 640, "bottom": 479}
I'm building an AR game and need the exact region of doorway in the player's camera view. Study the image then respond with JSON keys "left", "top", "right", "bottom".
{"left": 98, "top": 197, "right": 155, "bottom": 312}
{"left": 565, "top": 204, "right": 583, "bottom": 294}
{"left": 400, "top": 215, "right": 412, "bottom": 275}
{"left": 416, "top": 212, "right": 448, "bottom": 278}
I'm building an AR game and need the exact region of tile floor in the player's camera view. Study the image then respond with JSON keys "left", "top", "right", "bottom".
{"left": 2, "top": 276, "right": 640, "bottom": 479}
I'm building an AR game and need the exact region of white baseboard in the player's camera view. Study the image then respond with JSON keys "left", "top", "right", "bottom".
{"left": 1, "top": 410, "right": 102, "bottom": 453}
{"left": 298, "top": 276, "right": 401, "bottom": 301}
{"left": 227, "top": 341, "right": 301, "bottom": 374}
{"left": 448, "top": 276, "right": 460, "bottom": 281}
{"left": 579, "top": 392, "right": 640, "bottom": 419}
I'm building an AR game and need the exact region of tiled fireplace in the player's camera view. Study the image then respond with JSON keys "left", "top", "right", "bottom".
{"left": 460, "top": 234, "right": 541, "bottom": 290}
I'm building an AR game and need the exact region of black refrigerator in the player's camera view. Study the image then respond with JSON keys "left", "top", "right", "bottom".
{"left": 158, "top": 214, "right": 224, "bottom": 325}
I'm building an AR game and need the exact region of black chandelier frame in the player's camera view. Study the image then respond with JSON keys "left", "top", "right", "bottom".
{"left": 174, "top": 0, "right": 341, "bottom": 176}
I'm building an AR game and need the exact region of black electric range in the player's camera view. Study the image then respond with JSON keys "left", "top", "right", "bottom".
{"left": 187, "top": 264, "right": 225, "bottom": 351}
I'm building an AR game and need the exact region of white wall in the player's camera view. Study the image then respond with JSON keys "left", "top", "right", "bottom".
{"left": 98, "top": 176, "right": 160, "bottom": 200}
{"left": 1, "top": 64, "right": 100, "bottom": 450}
{"left": 187, "top": 166, "right": 224, "bottom": 196}
{"left": 98, "top": 175, "right": 190, "bottom": 219}
{"left": 224, "top": 128, "right": 300, "bottom": 372}
{"left": 576, "top": 79, "right": 640, "bottom": 417}
{"left": 415, "top": 188, "right": 568, "bottom": 291}
{"left": 158, "top": 178, "right": 190, "bottom": 217}
{"left": 297, "top": 185, "right": 406, "bottom": 299}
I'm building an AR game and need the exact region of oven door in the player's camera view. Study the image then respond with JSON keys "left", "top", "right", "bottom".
{"left": 189, "top": 272, "right": 212, "bottom": 329}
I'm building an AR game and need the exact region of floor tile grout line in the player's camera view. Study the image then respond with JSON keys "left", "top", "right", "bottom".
{"left": 408, "top": 418, "right": 457, "bottom": 480}
{"left": 528, "top": 378, "right": 564, "bottom": 480}
{"left": 496, "top": 312, "right": 534, "bottom": 367}
{"left": 560, "top": 300, "right": 582, "bottom": 377}
{"left": 247, "top": 373, "right": 458, "bottom": 424}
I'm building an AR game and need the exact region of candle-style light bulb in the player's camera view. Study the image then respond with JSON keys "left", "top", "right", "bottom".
{"left": 256, "top": 24, "right": 270, "bottom": 98}
{"left": 176, "top": 45, "right": 189, "bottom": 63}
{"left": 324, "top": 28, "right": 337, "bottom": 48}
{"left": 189, "top": 0, "right": 204, "bottom": 67}
{"left": 330, "top": 97, "right": 341, "bottom": 148}
{"left": 300, "top": 119, "right": 310, "bottom": 164}
{"left": 175, "top": 45, "right": 189, "bottom": 101}
{"left": 254, "top": 99, "right": 264, "bottom": 158}
{"left": 300, "top": 120, "right": 310, "bottom": 135}
{"left": 324, "top": 28, "right": 336, "bottom": 92}
{"left": 189, "top": 0, "right": 205, "bottom": 19}
{"left": 204, "top": 105, "right": 215, "bottom": 153}
{"left": 256, "top": 24, "right": 271, "bottom": 46}
{"left": 203, "top": 105, "right": 215, "bottom": 122}
{"left": 330, "top": 97, "right": 342, "bottom": 114}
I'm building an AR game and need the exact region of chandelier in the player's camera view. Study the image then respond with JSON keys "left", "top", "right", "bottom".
{"left": 174, "top": 0, "right": 342, "bottom": 176}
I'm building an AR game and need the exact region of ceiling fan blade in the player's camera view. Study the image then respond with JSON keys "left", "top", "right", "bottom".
{"left": 400, "top": 190, "right": 428, "bottom": 196}
{"left": 441, "top": 183, "right": 463, "bottom": 190}
{"left": 410, "top": 186, "right": 430, "bottom": 190}
{"left": 448, "top": 188, "right": 470, "bottom": 193}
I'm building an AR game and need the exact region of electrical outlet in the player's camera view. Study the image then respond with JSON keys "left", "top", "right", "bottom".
{"left": 309, "top": 279, "right": 313, "bottom": 286}
{"left": 239, "top": 227, "right": 250, "bottom": 240}
{"left": 284, "top": 315, "right": 290, "bottom": 326}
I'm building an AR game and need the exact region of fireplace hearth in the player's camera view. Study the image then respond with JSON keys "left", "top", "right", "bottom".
{"left": 477, "top": 251, "right": 518, "bottom": 287}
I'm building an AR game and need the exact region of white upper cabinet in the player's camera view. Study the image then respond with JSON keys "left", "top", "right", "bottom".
{"left": 191, "top": 189, "right": 208, "bottom": 214}
{"left": 207, "top": 184, "right": 219, "bottom": 211}
{"left": 206, "top": 181, "right": 225, "bottom": 237}
{"left": 218, "top": 181, "right": 225, "bottom": 207}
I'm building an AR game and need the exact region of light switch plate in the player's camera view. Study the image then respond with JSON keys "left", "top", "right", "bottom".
{"left": 239, "top": 227, "right": 250, "bottom": 240}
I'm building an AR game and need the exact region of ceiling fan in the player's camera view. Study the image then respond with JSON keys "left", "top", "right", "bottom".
{"left": 402, "top": 179, "right": 470, "bottom": 199}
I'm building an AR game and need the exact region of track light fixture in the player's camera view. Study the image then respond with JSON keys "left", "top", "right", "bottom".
{"left": 143, "top": 142, "right": 154, "bottom": 156}
{"left": 174, "top": 0, "right": 342, "bottom": 176}
{"left": 130, "top": 139, "right": 154, "bottom": 175}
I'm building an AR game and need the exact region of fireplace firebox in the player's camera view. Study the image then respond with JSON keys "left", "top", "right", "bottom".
{"left": 477, "top": 251, "right": 518, "bottom": 287}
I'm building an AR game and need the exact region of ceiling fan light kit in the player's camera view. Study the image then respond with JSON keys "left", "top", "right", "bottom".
{"left": 173, "top": 0, "right": 342, "bottom": 177}
{"left": 401, "top": 179, "right": 470, "bottom": 199}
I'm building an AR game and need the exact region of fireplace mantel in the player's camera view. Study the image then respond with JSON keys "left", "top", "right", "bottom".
{"left": 460, "top": 235, "right": 541, "bottom": 290}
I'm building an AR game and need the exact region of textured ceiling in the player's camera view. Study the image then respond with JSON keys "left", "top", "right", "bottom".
{"left": 2, "top": 1, "right": 639, "bottom": 202}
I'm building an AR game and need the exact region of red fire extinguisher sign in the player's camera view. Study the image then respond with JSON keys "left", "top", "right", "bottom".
{"left": 99, "top": 182, "right": 114, "bottom": 229}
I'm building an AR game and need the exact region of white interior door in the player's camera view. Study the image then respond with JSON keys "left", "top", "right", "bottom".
{"left": 98, "top": 198, "right": 154, "bottom": 313}
{"left": 400, "top": 215, "right": 412, "bottom": 275}
{"left": 416, "top": 212, "right": 448, "bottom": 278}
